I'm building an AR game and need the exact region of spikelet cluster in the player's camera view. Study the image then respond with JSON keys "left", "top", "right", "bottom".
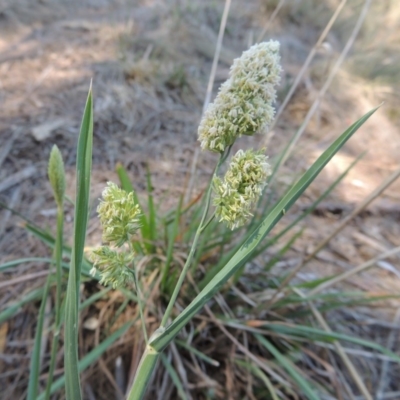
{"left": 91, "top": 182, "right": 141, "bottom": 288}
{"left": 90, "top": 246, "right": 135, "bottom": 289}
{"left": 213, "top": 149, "right": 271, "bottom": 229}
{"left": 98, "top": 182, "right": 141, "bottom": 247}
{"left": 198, "top": 41, "right": 282, "bottom": 153}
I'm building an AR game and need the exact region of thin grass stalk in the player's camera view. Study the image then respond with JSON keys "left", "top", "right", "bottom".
{"left": 249, "top": 152, "right": 364, "bottom": 268}
{"left": 262, "top": 0, "right": 348, "bottom": 146}
{"left": 254, "top": 334, "right": 320, "bottom": 400}
{"left": 235, "top": 360, "right": 280, "bottom": 400}
{"left": 185, "top": 0, "right": 231, "bottom": 204}
{"left": 44, "top": 204, "right": 64, "bottom": 399}
{"left": 257, "top": 0, "right": 287, "bottom": 43}
{"left": 309, "top": 245, "right": 400, "bottom": 296}
{"left": 267, "top": 0, "right": 371, "bottom": 180}
{"left": 160, "top": 352, "right": 188, "bottom": 400}
{"left": 202, "top": 0, "right": 232, "bottom": 114}
{"left": 376, "top": 308, "right": 400, "bottom": 399}
{"left": 302, "top": 165, "right": 400, "bottom": 268}
{"left": 131, "top": 263, "right": 148, "bottom": 343}
{"left": 27, "top": 271, "right": 52, "bottom": 400}
{"left": 161, "top": 155, "right": 223, "bottom": 328}
{"left": 236, "top": 321, "right": 400, "bottom": 362}
{"left": 161, "top": 196, "right": 182, "bottom": 292}
{"left": 293, "top": 288, "right": 373, "bottom": 400}
{"left": 266, "top": 165, "right": 400, "bottom": 307}
{"left": 202, "top": 305, "right": 288, "bottom": 388}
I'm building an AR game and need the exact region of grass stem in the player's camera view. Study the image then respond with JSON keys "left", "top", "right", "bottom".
{"left": 160, "top": 155, "right": 222, "bottom": 328}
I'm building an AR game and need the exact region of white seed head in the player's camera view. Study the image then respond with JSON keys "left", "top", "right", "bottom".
{"left": 198, "top": 41, "right": 282, "bottom": 153}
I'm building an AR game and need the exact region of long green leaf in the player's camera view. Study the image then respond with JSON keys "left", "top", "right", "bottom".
{"left": 0, "top": 257, "right": 58, "bottom": 273}
{"left": 64, "top": 86, "right": 93, "bottom": 400}
{"left": 151, "top": 107, "right": 379, "bottom": 352}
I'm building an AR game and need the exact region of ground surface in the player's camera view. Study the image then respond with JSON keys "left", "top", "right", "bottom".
{"left": 1, "top": 0, "right": 400, "bottom": 399}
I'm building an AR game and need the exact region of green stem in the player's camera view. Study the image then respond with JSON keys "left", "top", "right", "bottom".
{"left": 131, "top": 263, "right": 148, "bottom": 343}
{"left": 160, "top": 156, "right": 223, "bottom": 328}
{"left": 200, "top": 214, "right": 215, "bottom": 233}
{"left": 44, "top": 206, "right": 64, "bottom": 399}
{"left": 126, "top": 343, "right": 160, "bottom": 400}
{"left": 27, "top": 272, "right": 52, "bottom": 400}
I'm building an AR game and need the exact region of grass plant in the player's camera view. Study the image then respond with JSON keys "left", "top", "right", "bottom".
{"left": 1, "top": 3, "right": 400, "bottom": 399}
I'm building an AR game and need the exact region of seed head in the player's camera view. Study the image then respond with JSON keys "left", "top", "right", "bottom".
{"left": 97, "top": 182, "right": 141, "bottom": 247}
{"left": 213, "top": 149, "right": 272, "bottom": 229}
{"left": 48, "top": 145, "right": 66, "bottom": 208}
{"left": 198, "top": 41, "right": 282, "bottom": 152}
{"left": 90, "top": 246, "right": 134, "bottom": 289}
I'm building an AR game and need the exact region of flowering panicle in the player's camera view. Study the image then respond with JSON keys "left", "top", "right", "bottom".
{"left": 90, "top": 182, "right": 142, "bottom": 289}
{"left": 213, "top": 149, "right": 271, "bottom": 229}
{"left": 198, "top": 41, "right": 282, "bottom": 153}
{"left": 90, "top": 246, "right": 135, "bottom": 289}
{"left": 97, "top": 182, "right": 141, "bottom": 247}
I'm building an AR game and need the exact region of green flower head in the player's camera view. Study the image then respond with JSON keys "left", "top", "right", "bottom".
{"left": 90, "top": 246, "right": 134, "bottom": 289}
{"left": 198, "top": 41, "right": 282, "bottom": 153}
{"left": 97, "top": 182, "right": 141, "bottom": 247}
{"left": 213, "top": 149, "right": 271, "bottom": 229}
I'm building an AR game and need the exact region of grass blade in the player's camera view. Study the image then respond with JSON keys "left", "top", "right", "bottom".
{"left": 0, "top": 287, "right": 43, "bottom": 325}
{"left": 0, "top": 257, "right": 57, "bottom": 273}
{"left": 175, "top": 339, "right": 220, "bottom": 367}
{"left": 64, "top": 85, "right": 93, "bottom": 400}
{"left": 254, "top": 334, "right": 320, "bottom": 400}
{"left": 25, "top": 223, "right": 93, "bottom": 276}
{"left": 160, "top": 353, "right": 189, "bottom": 400}
{"left": 263, "top": 323, "right": 400, "bottom": 363}
{"left": 235, "top": 359, "right": 280, "bottom": 400}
